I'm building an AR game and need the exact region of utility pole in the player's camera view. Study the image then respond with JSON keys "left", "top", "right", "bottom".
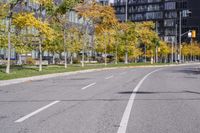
{"left": 125, "top": 0, "right": 128, "bottom": 22}
{"left": 124, "top": 0, "right": 128, "bottom": 64}
{"left": 155, "top": 21, "right": 158, "bottom": 63}
{"left": 104, "top": 32, "right": 107, "bottom": 66}
{"left": 179, "top": 11, "right": 182, "bottom": 62}
{"left": 190, "top": 37, "right": 193, "bottom": 61}
{"left": 144, "top": 45, "right": 147, "bottom": 63}
{"left": 175, "top": 24, "right": 178, "bottom": 62}
{"left": 171, "top": 38, "right": 174, "bottom": 63}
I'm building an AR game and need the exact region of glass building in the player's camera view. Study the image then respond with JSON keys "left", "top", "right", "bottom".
{"left": 113, "top": 0, "right": 200, "bottom": 43}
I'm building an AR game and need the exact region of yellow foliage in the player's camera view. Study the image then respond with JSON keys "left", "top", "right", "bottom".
{"left": 136, "top": 21, "right": 158, "bottom": 47}
{"left": 13, "top": 13, "right": 55, "bottom": 40}
{"left": 75, "top": 2, "right": 118, "bottom": 33}
{"left": 33, "top": 0, "right": 53, "bottom": 6}
{"left": 159, "top": 41, "right": 170, "bottom": 57}
{"left": 182, "top": 42, "right": 200, "bottom": 56}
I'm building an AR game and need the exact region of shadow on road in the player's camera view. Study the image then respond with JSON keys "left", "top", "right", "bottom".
{"left": 2, "top": 90, "right": 200, "bottom": 103}
{"left": 173, "top": 67, "right": 200, "bottom": 75}
{"left": 118, "top": 90, "right": 200, "bottom": 95}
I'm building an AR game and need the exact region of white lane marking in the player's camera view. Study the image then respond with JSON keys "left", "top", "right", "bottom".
{"left": 105, "top": 75, "right": 114, "bottom": 79}
{"left": 81, "top": 82, "right": 96, "bottom": 90}
{"left": 15, "top": 101, "right": 60, "bottom": 123}
{"left": 117, "top": 69, "right": 162, "bottom": 133}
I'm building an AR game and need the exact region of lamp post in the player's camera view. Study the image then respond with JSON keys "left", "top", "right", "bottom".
{"left": 188, "top": 31, "right": 193, "bottom": 61}
{"left": 104, "top": 32, "right": 107, "bottom": 66}
{"left": 179, "top": 11, "right": 182, "bottom": 62}
{"left": 125, "top": 0, "right": 128, "bottom": 22}
{"left": 171, "top": 38, "right": 174, "bottom": 63}
{"left": 124, "top": 0, "right": 128, "bottom": 64}
{"left": 178, "top": 10, "right": 192, "bottom": 62}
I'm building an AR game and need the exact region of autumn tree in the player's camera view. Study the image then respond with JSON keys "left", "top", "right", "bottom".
{"left": 182, "top": 41, "right": 200, "bottom": 62}
{"left": 0, "top": 0, "right": 24, "bottom": 73}
{"left": 49, "top": 0, "right": 80, "bottom": 68}
{"left": 13, "top": 12, "right": 55, "bottom": 71}
{"left": 117, "top": 22, "right": 140, "bottom": 63}
{"left": 76, "top": 2, "right": 118, "bottom": 66}
{"left": 158, "top": 40, "right": 170, "bottom": 63}
{"left": 136, "top": 21, "right": 159, "bottom": 63}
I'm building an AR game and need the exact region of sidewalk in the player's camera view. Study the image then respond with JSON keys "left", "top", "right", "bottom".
{"left": 0, "top": 63, "right": 199, "bottom": 87}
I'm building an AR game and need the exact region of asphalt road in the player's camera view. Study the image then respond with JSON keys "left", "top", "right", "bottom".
{"left": 0, "top": 64, "right": 200, "bottom": 133}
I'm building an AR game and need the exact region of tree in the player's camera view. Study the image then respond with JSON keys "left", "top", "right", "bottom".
{"left": 0, "top": 1, "right": 21, "bottom": 73}
{"left": 117, "top": 22, "right": 139, "bottom": 63}
{"left": 67, "top": 27, "right": 82, "bottom": 64}
{"left": 182, "top": 41, "right": 200, "bottom": 62}
{"left": 75, "top": 2, "right": 118, "bottom": 66}
{"left": 136, "top": 21, "right": 159, "bottom": 63}
{"left": 158, "top": 40, "right": 170, "bottom": 63}
{"left": 50, "top": 0, "right": 80, "bottom": 68}
{"left": 13, "top": 12, "right": 55, "bottom": 70}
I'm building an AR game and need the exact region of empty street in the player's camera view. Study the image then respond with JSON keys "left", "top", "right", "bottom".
{"left": 1, "top": 64, "right": 200, "bottom": 133}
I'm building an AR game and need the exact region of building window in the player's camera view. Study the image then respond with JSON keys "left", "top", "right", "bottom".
{"left": 164, "top": 2, "right": 176, "bottom": 10}
{"left": 164, "top": 19, "right": 175, "bottom": 27}
{"left": 145, "top": 12, "right": 163, "bottom": 20}
{"left": 165, "top": 11, "right": 177, "bottom": 18}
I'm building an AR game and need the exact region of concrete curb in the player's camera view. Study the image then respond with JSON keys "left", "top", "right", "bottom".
{"left": 0, "top": 67, "right": 117, "bottom": 87}
{"left": 0, "top": 63, "right": 199, "bottom": 87}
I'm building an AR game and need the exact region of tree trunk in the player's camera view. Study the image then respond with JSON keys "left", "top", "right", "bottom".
{"left": 82, "top": 26, "right": 87, "bottom": 68}
{"left": 63, "top": 29, "right": 67, "bottom": 68}
{"left": 39, "top": 41, "right": 42, "bottom": 72}
{"left": 155, "top": 46, "right": 158, "bottom": 63}
{"left": 151, "top": 56, "right": 154, "bottom": 64}
{"left": 70, "top": 53, "right": 73, "bottom": 64}
{"left": 104, "top": 33, "right": 107, "bottom": 66}
{"left": 52, "top": 52, "right": 55, "bottom": 65}
{"left": 39, "top": 5, "right": 43, "bottom": 72}
{"left": 144, "top": 45, "right": 147, "bottom": 63}
{"left": 6, "top": 17, "right": 11, "bottom": 74}
{"left": 115, "top": 42, "right": 118, "bottom": 64}
{"left": 18, "top": 54, "right": 22, "bottom": 65}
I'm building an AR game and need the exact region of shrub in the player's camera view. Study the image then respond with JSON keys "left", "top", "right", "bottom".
{"left": 73, "top": 58, "right": 80, "bottom": 64}
{"left": 26, "top": 57, "right": 36, "bottom": 65}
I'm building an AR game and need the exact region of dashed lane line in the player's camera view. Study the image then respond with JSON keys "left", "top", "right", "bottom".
{"left": 105, "top": 75, "right": 114, "bottom": 80}
{"left": 81, "top": 82, "right": 96, "bottom": 90}
{"left": 15, "top": 101, "right": 60, "bottom": 123}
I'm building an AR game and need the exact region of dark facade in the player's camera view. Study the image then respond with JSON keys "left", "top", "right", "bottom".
{"left": 113, "top": 0, "right": 200, "bottom": 43}
{"left": 99, "top": 0, "right": 109, "bottom": 5}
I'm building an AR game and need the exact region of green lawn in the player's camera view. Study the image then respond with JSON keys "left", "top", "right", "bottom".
{"left": 0, "top": 62, "right": 169, "bottom": 80}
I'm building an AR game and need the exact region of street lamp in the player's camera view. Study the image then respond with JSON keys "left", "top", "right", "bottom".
{"left": 178, "top": 30, "right": 192, "bottom": 62}
{"left": 125, "top": 0, "right": 128, "bottom": 22}
{"left": 188, "top": 31, "right": 192, "bottom": 38}
{"left": 124, "top": 0, "right": 128, "bottom": 64}
{"left": 179, "top": 10, "right": 192, "bottom": 62}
